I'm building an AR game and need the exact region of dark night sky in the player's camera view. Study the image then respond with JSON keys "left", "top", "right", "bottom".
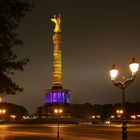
{"left": 4, "top": 0, "right": 140, "bottom": 114}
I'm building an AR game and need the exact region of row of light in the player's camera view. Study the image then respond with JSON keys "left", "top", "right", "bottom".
{"left": 111, "top": 114, "right": 140, "bottom": 119}
{"left": 92, "top": 114, "right": 140, "bottom": 119}
{"left": 110, "top": 57, "right": 139, "bottom": 80}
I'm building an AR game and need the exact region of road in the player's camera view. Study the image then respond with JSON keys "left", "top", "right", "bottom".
{"left": 0, "top": 123, "right": 140, "bottom": 140}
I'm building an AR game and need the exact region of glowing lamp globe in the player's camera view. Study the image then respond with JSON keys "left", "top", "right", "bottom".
{"left": 129, "top": 57, "right": 139, "bottom": 75}
{"left": 110, "top": 64, "right": 118, "bottom": 80}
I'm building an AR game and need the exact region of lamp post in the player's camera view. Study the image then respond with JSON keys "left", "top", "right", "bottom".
{"left": 54, "top": 108, "right": 63, "bottom": 140}
{"left": 109, "top": 57, "right": 139, "bottom": 140}
{"left": 0, "top": 109, "right": 6, "bottom": 124}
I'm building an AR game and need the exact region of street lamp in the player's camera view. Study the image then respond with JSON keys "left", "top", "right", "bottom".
{"left": 116, "top": 109, "right": 123, "bottom": 115}
{"left": 109, "top": 57, "right": 139, "bottom": 140}
{"left": 0, "top": 109, "right": 6, "bottom": 114}
{"left": 116, "top": 109, "right": 123, "bottom": 119}
{"left": 0, "top": 109, "right": 6, "bottom": 124}
{"left": 54, "top": 108, "right": 63, "bottom": 140}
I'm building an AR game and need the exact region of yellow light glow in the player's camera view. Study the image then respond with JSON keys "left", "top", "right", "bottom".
{"left": 54, "top": 109, "right": 63, "bottom": 114}
{"left": 111, "top": 115, "right": 115, "bottom": 119}
{"left": 92, "top": 115, "right": 96, "bottom": 119}
{"left": 0, "top": 109, "right": 6, "bottom": 114}
{"left": 54, "top": 109, "right": 58, "bottom": 113}
{"left": 22, "top": 116, "right": 29, "bottom": 119}
{"left": 131, "top": 115, "right": 136, "bottom": 119}
{"left": 116, "top": 109, "right": 123, "bottom": 114}
{"left": 10, "top": 115, "right": 16, "bottom": 119}
{"left": 129, "top": 63, "right": 139, "bottom": 75}
{"left": 59, "top": 109, "right": 63, "bottom": 113}
{"left": 2, "top": 109, "right": 6, "bottom": 113}
{"left": 120, "top": 110, "right": 123, "bottom": 114}
{"left": 129, "top": 57, "right": 139, "bottom": 75}
{"left": 110, "top": 69, "right": 118, "bottom": 80}
{"left": 96, "top": 115, "right": 101, "bottom": 118}
{"left": 117, "top": 115, "right": 121, "bottom": 118}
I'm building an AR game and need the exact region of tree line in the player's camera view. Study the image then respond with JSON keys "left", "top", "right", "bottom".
{"left": 70, "top": 102, "right": 140, "bottom": 119}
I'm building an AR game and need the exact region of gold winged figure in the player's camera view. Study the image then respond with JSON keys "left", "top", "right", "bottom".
{"left": 51, "top": 15, "right": 61, "bottom": 33}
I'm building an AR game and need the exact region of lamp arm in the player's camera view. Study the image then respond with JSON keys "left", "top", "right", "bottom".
{"left": 123, "top": 75, "right": 136, "bottom": 88}
{"left": 112, "top": 75, "right": 136, "bottom": 89}
{"left": 112, "top": 80, "right": 123, "bottom": 88}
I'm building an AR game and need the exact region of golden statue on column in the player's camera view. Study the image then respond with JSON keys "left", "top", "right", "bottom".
{"left": 51, "top": 15, "right": 61, "bottom": 33}
{"left": 44, "top": 14, "right": 70, "bottom": 107}
{"left": 51, "top": 15, "right": 62, "bottom": 87}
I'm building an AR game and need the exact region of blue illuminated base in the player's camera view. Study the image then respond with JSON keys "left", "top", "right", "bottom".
{"left": 45, "top": 88, "right": 70, "bottom": 105}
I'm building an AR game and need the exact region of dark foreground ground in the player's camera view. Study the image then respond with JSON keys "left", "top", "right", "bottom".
{"left": 0, "top": 123, "right": 140, "bottom": 140}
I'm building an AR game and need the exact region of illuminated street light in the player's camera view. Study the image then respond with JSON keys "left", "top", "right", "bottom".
{"left": 54, "top": 108, "right": 63, "bottom": 140}
{"left": 54, "top": 109, "right": 58, "bottom": 113}
{"left": 116, "top": 109, "right": 123, "bottom": 119}
{"left": 59, "top": 109, "right": 63, "bottom": 113}
{"left": 129, "top": 57, "right": 139, "bottom": 76}
{"left": 109, "top": 57, "right": 139, "bottom": 140}
{"left": 0, "top": 109, "right": 6, "bottom": 114}
{"left": 0, "top": 109, "right": 6, "bottom": 124}
{"left": 110, "top": 64, "right": 118, "bottom": 80}
{"left": 54, "top": 109, "right": 63, "bottom": 114}
{"left": 116, "top": 110, "right": 123, "bottom": 115}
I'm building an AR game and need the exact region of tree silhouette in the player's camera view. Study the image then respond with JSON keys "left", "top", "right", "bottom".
{"left": 0, "top": 0, "right": 33, "bottom": 95}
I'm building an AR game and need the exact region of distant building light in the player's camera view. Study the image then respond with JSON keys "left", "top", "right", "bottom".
{"left": 105, "top": 121, "right": 110, "bottom": 124}
{"left": 111, "top": 115, "right": 115, "bottom": 119}
{"left": 92, "top": 115, "right": 96, "bottom": 119}
{"left": 96, "top": 115, "right": 101, "bottom": 118}
{"left": 10, "top": 115, "right": 16, "bottom": 119}
{"left": 137, "top": 115, "right": 140, "bottom": 118}
{"left": 23, "top": 116, "right": 29, "bottom": 119}
{"left": 117, "top": 115, "right": 121, "bottom": 118}
{"left": 131, "top": 115, "right": 136, "bottom": 119}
